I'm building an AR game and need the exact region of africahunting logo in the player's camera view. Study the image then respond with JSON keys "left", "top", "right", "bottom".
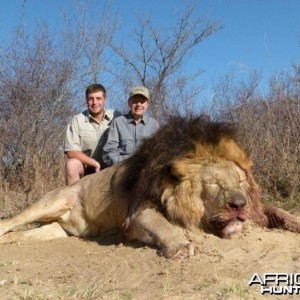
{"left": 249, "top": 273, "right": 300, "bottom": 295}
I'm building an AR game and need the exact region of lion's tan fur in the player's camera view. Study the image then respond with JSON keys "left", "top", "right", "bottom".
{"left": 162, "top": 166, "right": 205, "bottom": 228}
{"left": 0, "top": 115, "right": 299, "bottom": 258}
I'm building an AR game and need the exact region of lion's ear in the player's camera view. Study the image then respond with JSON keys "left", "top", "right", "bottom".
{"left": 168, "top": 158, "right": 199, "bottom": 181}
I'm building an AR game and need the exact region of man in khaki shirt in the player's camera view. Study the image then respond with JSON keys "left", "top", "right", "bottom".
{"left": 64, "top": 83, "right": 121, "bottom": 185}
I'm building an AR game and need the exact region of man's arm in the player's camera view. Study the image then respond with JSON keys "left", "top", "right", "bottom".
{"left": 64, "top": 115, "right": 101, "bottom": 172}
{"left": 66, "top": 151, "right": 100, "bottom": 172}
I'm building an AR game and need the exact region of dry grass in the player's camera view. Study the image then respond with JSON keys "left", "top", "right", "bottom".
{"left": 0, "top": 160, "right": 65, "bottom": 219}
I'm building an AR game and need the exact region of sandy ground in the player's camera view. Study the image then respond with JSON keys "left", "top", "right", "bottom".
{"left": 0, "top": 226, "right": 300, "bottom": 300}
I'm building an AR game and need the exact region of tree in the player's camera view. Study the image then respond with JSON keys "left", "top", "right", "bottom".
{"left": 0, "top": 0, "right": 120, "bottom": 195}
{"left": 0, "top": 23, "right": 75, "bottom": 192}
{"left": 61, "top": 0, "right": 119, "bottom": 88}
{"left": 211, "top": 66, "right": 300, "bottom": 203}
{"left": 111, "top": 4, "right": 222, "bottom": 118}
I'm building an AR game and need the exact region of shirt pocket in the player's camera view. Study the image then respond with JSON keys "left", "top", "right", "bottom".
{"left": 78, "top": 128, "right": 98, "bottom": 152}
{"left": 119, "top": 139, "right": 136, "bottom": 155}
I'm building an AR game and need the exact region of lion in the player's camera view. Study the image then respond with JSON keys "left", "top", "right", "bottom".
{"left": 0, "top": 115, "right": 299, "bottom": 258}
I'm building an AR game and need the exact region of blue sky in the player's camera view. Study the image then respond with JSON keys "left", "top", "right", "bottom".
{"left": 1, "top": 0, "right": 300, "bottom": 99}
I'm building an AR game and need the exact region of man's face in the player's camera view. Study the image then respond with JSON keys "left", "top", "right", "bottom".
{"left": 86, "top": 91, "right": 106, "bottom": 117}
{"left": 129, "top": 95, "right": 148, "bottom": 120}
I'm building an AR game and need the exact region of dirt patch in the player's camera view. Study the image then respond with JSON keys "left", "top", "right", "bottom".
{"left": 0, "top": 227, "right": 299, "bottom": 299}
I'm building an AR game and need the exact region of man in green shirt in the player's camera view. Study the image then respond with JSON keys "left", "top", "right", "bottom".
{"left": 64, "top": 83, "right": 121, "bottom": 185}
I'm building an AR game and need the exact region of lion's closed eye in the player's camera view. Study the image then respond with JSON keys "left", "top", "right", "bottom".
{"left": 239, "top": 178, "right": 250, "bottom": 192}
{"left": 239, "top": 173, "right": 247, "bottom": 183}
{"left": 203, "top": 178, "right": 219, "bottom": 187}
{"left": 206, "top": 181, "right": 218, "bottom": 186}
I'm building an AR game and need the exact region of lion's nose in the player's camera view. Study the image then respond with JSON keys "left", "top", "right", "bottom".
{"left": 228, "top": 192, "right": 246, "bottom": 211}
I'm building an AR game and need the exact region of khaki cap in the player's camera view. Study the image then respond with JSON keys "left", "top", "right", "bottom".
{"left": 128, "top": 86, "right": 150, "bottom": 101}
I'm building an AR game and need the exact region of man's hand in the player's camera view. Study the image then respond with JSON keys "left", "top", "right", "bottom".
{"left": 94, "top": 161, "right": 101, "bottom": 173}
{"left": 66, "top": 151, "right": 101, "bottom": 173}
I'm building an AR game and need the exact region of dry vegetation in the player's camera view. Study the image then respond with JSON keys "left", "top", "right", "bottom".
{"left": 0, "top": 1, "right": 299, "bottom": 218}
{"left": 211, "top": 68, "right": 300, "bottom": 209}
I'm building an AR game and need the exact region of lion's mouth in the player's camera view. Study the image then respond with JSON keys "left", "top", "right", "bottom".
{"left": 210, "top": 216, "right": 246, "bottom": 239}
{"left": 221, "top": 218, "right": 244, "bottom": 238}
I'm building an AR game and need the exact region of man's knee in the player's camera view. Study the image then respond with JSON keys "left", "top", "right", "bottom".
{"left": 66, "top": 158, "right": 85, "bottom": 173}
{"left": 65, "top": 158, "right": 84, "bottom": 185}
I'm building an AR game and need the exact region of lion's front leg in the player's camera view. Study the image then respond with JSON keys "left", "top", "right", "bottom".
{"left": 264, "top": 205, "right": 300, "bottom": 232}
{"left": 124, "top": 207, "right": 200, "bottom": 258}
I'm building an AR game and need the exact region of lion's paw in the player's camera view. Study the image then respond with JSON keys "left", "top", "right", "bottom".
{"left": 160, "top": 242, "right": 200, "bottom": 259}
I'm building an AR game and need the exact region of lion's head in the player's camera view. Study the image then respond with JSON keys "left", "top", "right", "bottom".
{"left": 165, "top": 157, "right": 261, "bottom": 238}
{"left": 121, "top": 115, "right": 268, "bottom": 238}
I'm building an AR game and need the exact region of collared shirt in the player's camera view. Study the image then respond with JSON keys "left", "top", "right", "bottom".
{"left": 102, "top": 112, "right": 159, "bottom": 166}
{"left": 64, "top": 109, "right": 121, "bottom": 160}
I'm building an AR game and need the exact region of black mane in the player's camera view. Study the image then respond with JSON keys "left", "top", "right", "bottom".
{"left": 119, "top": 115, "right": 238, "bottom": 208}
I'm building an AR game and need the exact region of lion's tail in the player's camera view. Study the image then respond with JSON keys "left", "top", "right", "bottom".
{"left": 263, "top": 206, "right": 300, "bottom": 233}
